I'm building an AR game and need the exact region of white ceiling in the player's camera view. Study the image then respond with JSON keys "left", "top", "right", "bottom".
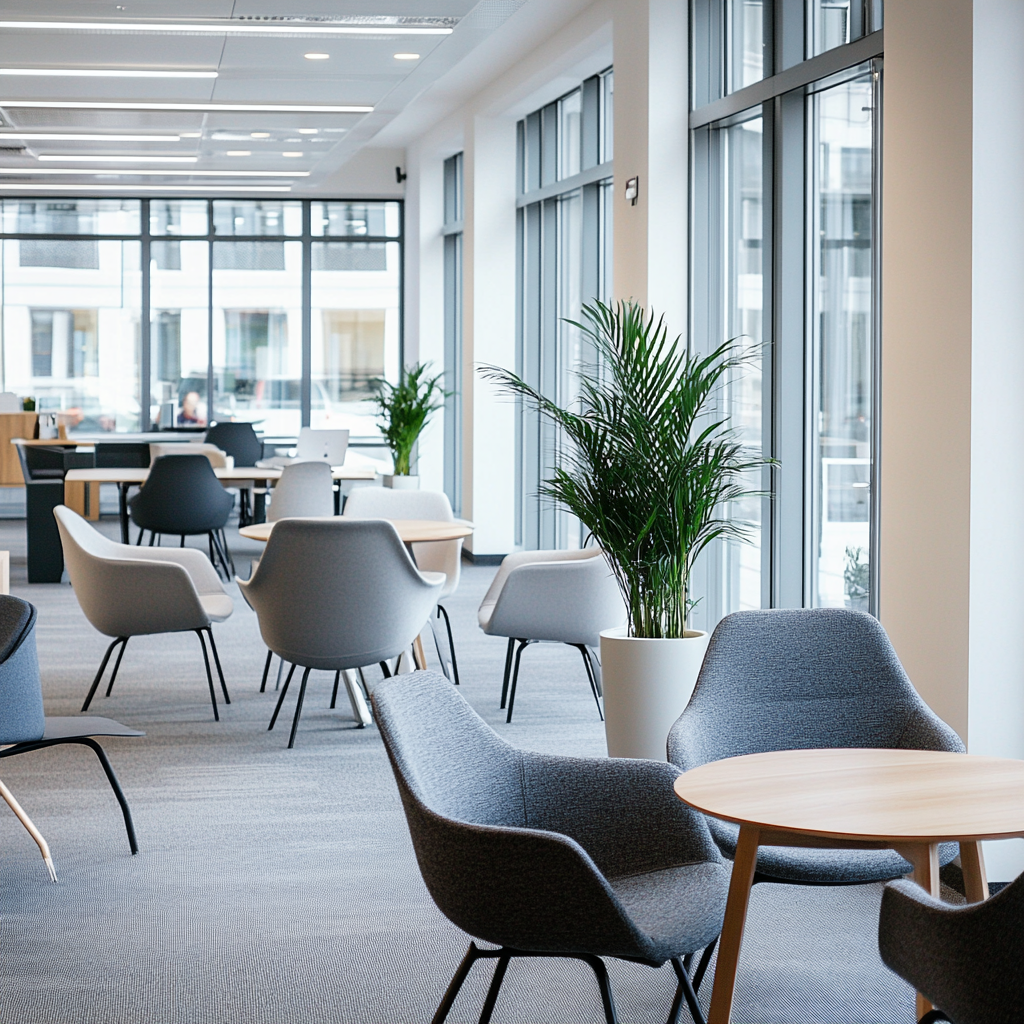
{"left": 0, "top": 0, "right": 532, "bottom": 195}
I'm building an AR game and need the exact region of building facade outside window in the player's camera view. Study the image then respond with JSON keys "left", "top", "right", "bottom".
{"left": 690, "top": 0, "right": 881, "bottom": 627}
{"left": 443, "top": 152, "right": 464, "bottom": 515}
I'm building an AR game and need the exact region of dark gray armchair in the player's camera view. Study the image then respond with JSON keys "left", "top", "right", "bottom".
{"left": 372, "top": 671, "right": 730, "bottom": 1024}
{"left": 879, "top": 874, "right": 1024, "bottom": 1024}
{"left": 668, "top": 608, "right": 965, "bottom": 886}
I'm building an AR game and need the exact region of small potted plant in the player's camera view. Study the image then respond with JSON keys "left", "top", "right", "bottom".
{"left": 374, "top": 362, "right": 445, "bottom": 489}
{"left": 483, "top": 300, "right": 766, "bottom": 759}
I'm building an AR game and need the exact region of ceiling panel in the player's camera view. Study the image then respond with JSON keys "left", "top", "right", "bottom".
{"left": 1, "top": 108, "right": 206, "bottom": 130}
{"left": 0, "top": 81, "right": 218, "bottom": 102}
{"left": 0, "top": 1, "right": 235, "bottom": 17}
{"left": 216, "top": 35, "right": 447, "bottom": 75}
{"left": 0, "top": 33, "right": 226, "bottom": 67}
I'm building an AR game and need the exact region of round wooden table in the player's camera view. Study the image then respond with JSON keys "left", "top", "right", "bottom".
{"left": 674, "top": 748, "right": 1024, "bottom": 1023}
{"left": 239, "top": 518, "right": 474, "bottom": 544}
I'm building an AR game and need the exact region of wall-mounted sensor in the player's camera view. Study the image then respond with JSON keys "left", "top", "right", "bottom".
{"left": 625, "top": 176, "right": 639, "bottom": 205}
{"left": 395, "top": 166, "right": 407, "bottom": 183}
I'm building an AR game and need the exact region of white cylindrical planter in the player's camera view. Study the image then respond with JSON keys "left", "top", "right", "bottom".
{"left": 383, "top": 474, "right": 420, "bottom": 490}
{"left": 600, "top": 628, "right": 711, "bottom": 760}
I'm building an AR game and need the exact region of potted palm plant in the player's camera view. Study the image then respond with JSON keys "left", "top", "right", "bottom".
{"left": 374, "top": 363, "right": 445, "bottom": 489}
{"left": 483, "top": 300, "right": 765, "bottom": 759}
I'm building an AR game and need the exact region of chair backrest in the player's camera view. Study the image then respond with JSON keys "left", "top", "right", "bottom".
{"left": 267, "top": 460, "right": 334, "bottom": 521}
{"left": 238, "top": 518, "right": 442, "bottom": 669}
{"left": 667, "top": 608, "right": 964, "bottom": 771}
{"left": 343, "top": 487, "right": 460, "bottom": 584}
{"left": 130, "top": 455, "right": 233, "bottom": 534}
{"left": 295, "top": 427, "right": 349, "bottom": 464}
{"left": 205, "top": 422, "right": 263, "bottom": 467}
{"left": 0, "top": 595, "right": 44, "bottom": 745}
{"left": 149, "top": 442, "right": 229, "bottom": 469}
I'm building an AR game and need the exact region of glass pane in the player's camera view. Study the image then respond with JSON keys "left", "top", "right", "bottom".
{"left": 600, "top": 71, "right": 614, "bottom": 164}
{"left": 211, "top": 200, "right": 301, "bottom": 237}
{"left": 2, "top": 239, "right": 141, "bottom": 431}
{"left": 721, "top": 117, "right": 764, "bottom": 610}
{"left": 2, "top": 198, "right": 140, "bottom": 235}
{"left": 810, "top": 75, "right": 874, "bottom": 608}
{"left": 150, "top": 240, "right": 209, "bottom": 428}
{"left": 808, "top": 0, "right": 866, "bottom": 57}
{"left": 150, "top": 200, "right": 208, "bottom": 237}
{"left": 727, "top": 0, "right": 764, "bottom": 92}
{"left": 443, "top": 155, "right": 463, "bottom": 227}
{"left": 558, "top": 89, "right": 582, "bottom": 180}
{"left": 310, "top": 241, "right": 400, "bottom": 444}
{"left": 212, "top": 240, "right": 302, "bottom": 435}
{"left": 311, "top": 201, "right": 400, "bottom": 237}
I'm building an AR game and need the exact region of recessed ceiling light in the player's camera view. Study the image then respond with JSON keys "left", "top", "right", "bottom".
{"left": 250, "top": 132, "right": 271, "bottom": 138}
{"left": 226, "top": 150, "right": 251, "bottom": 157}
{"left": 37, "top": 154, "right": 197, "bottom": 163}
{"left": 0, "top": 132, "right": 181, "bottom": 141}
{"left": 0, "top": 184, "right": 292, "bottom": 192}
{"left": 0, "top": 67, "right": 218, "bottom": 78}
{"left": 393, "top": 53, "right": 420, "bottom": 60}
{"left": 297, "top": 128, "right": 318, "bottom": 134}
{"left": 0, "top": 20, "right": 454, "bottom": 36}
{"left": 180, "top": 132, "right": 202, "bottom": 138}
{"left": 304, "top": 52, "right": 330, "bottom": 60}
{"left": 0, "top": 167, "right": 309, "bottom": 176}
{"left": 282, "top": 151, "right": 303, "bottom": 158}
{"left": 1, "top": 100, "right": 371, "bottom": 113}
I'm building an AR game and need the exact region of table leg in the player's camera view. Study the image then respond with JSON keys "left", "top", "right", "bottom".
{"left": 896, "top": 842, "right": 940, "bottom": 1021}
{"left": 413, "top": 635, "right": 427, "bottom": 670}
{"left": 118, "top": 483, "right": 130, "bottom": 544}
{"left": 960, "top": 841, "right": 990, "bottom": 903}
{"left": 707, "top": 825, "right": 760, "bottom": 1024}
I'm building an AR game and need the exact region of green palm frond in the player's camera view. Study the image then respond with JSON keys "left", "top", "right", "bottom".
{"left": 374, "top": 363, "right": 446, "bottom": 476}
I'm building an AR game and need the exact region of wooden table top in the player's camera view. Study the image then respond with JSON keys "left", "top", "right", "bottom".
{"left": 674, "top": 748, "right": 1024, "bottom": 844}
{"left": 239, "top": 518, "right": 475, "bottom": 544}
{"left": 64, "top": 465, "right": 376, "bottom": 484}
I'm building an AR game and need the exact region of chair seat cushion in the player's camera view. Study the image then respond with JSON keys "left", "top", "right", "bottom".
{"left": 608, "top": 860, "right": 730, "bottom": 961}
{"left": 709, "top": 818, "right": 959, "bottom": 884}
{"left": 200, "top": 594, "right": 234, "bottom": 622}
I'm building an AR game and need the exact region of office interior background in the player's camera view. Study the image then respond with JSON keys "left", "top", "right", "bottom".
{"left": 0, "top": 0, "right": 1020, "bottom": 900}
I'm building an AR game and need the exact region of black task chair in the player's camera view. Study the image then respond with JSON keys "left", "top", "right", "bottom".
{"left": 205, "top": 422, "right": 263, "bottom": 524}
{"left": 0, "top": 594, "right": 142, "bottom": 857}
{"left": 129, "top": 455, "right": 235, "bottom": 578}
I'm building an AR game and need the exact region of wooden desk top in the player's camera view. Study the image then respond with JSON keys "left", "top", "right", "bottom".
{"left": 64, "top": 465, "right": 376, "bottom": 484}
{"left": 674, "top": 748, "right": 1024, "bottom": 844}
{"left": 239, "top": 518, "right": 474, "bottom": 544}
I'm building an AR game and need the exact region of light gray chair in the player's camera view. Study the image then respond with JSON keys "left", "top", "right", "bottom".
{"left": 267, "top": 460, "right": 335, "bottom": 521}
{"left": 238, "top": 518, "right": 444, "bottom": 748}
{"left": 54, "top": 505, "right": 233, "bottom": 720}
{"left": 667, "top": 608, "right": 965, "bottom": 887}
{"left": 343, "top": 486, "right": 463, "bottom": 683}
{"left": 878, "top": 873, "right": 1024, "bottom": 1024}
{"left": 372, "top": 671, "right": 729, "bottom": 1024}
{"left": 478, "top": 548, "right": 626, "bottom": 722}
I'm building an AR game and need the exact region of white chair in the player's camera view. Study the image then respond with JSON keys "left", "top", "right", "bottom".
{"left": 478, "top": 548, "right": 626, "bottom": 722}
{"left": 54, "top": 505, "right": 234, "bottom": 721}
{"left": 238, "top": 518, "right": 444, "bottom": 748}
{"left": 267, "top": 461, "right": 335, "bottom": 522}
{"left": 149, "top": 442, "right": 231, "bottom": 468}
{"left": 343, "top": 487, "right": 463, "bottom": 683}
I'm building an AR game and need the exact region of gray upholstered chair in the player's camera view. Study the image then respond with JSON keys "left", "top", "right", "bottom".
{"left": 54, "top": 505, "right": 233, "bottom": 720}
{"left": 238, "top": 518, "right": 444, "bottom": 748}
{"left": 0, "top": 594, "right": 143, "bottom": 872}
{"left": 478, "top": 548, "right": 626, "bottom": 722}
{"left": 878, "top": 873, "right": 1024, "bottom": 1024}
{"left": 343, "top": 486, "right": 463, "bottom": 684}
{"left": 267, "top": 460, "right": 334, "bottom": 521}
{"left": 372, "top": 671, "right": 729, "bottom": 1024}
{"left": 668, "top": 608, "right": 965, "bottom": 886}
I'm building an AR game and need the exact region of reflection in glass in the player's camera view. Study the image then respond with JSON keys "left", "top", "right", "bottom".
{"left": 311, "top": 201, "right": 400, "bottom": 237}
{"left": 2, "top": 198, "right": 140, "bottom": 236}
{"left": 558, "top": 89, "right": 582, "bottom": 180}
{"left": 727, "top": 0, "right": 764, "bottom": 92}
{"left": 150, "top": 200, "right": 208, "bottom": 237}
{"left": 807, "top": 0, "right": 876, "bottom": 57}
{"left": 3, "top": 238, "right": 141, "bottom": 430}
{"left": 600, "top": 70, "right": 614, "bottom": 164}
{"left": 810, "top": 75, "right": 874, "bottom": 608}
{"left": 212, "top": 200, "right": 302, "bottom": 237}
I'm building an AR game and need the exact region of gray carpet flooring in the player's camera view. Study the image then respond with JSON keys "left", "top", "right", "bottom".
{"left": 0, "top": 510, "right": 918, "bottom": 1023}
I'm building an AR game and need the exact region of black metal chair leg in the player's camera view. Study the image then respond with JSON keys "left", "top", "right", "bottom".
{"left": 259, "top": 649, "right": 273, "bottom": 693}
{"left": 431, "top": 943, "right": 486, "bottom": 1024}
{"left": 580, "top": 954, "right": 618, "bottom": 1024}
{"left": 180, "top": 535, "right": 185, "bottom": 547}
{"left": 691, "top": 939, "right": 716, "bottom": 995}
{"left": 330, "top": 671, "right": 340, "bottom": 709}
{"left": 205, "top": 627, "right": 230, "bottom": 703}
{"left": 148, "top": 532, "right": 156, "bottom": 546}
{"left": 136, "top": 530, "right": 145, "bottom": 546}
{"left": 379, "top": 660, "right": 392, "bottom": 678}
{"left": 77, "top": 738, "right": 139, "bottom": 855}
{"left": 82, "top": 637, "right": 127, "bottom": 712}
{"left": 275, "top": 658, "right": 285, "bottom": 690}
{"left": 669, "top": 956, "right": 706, "bottom": 1024}
{"left": 219, "top": 528, "right": 235, "bottom": 576}
{"left": 287, "top": 666, "right": 312, "bottom": 749}
{"left": 506, "top": 640, "right": 530, "bottom": 723}
{"left": 269, "top": 664, "right": 297, "bottom": 729}
{"left": 438, "top": 603, "right": 461, "bottom": 685}
{"left": 499, "top": 638, "right": 514, "bottom": 708}
{"left": 429, "top": 615, "right": 451, "bottom": 680}
{"left": 477, "top": 953, "right": 511, "bottom": 1024}
{"left": 195, "top": 629, "right": 219, "bottom": 722}
{"left": 575, "top": 644, "right": 604, "bottom": 721}
{"left": 104, "top": 636, "right": 129, "bottom": 698}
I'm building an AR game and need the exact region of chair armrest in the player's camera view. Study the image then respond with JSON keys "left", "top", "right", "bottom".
{"left": 480, "top": 549, "right": 595, "bottom": 610}
{"left": 520, "top": 753, "right": 722, "bottom": 879}
{"left": 121, "top": 546, "right": 226, "bottom": 597}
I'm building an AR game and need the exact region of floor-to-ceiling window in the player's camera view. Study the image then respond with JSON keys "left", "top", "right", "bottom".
{"left": 0, "top": 197, "right": 402, "bottom": 440}
{"left": 690, "top": 0, "right": 882, "bottom": 626}
{"left": 516, "top": 67, "right": 613, "bottom": 550}
{"left": 443, "top": 153, "right": 464, "bottom": 515}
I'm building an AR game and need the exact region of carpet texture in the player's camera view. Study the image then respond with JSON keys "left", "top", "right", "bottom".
{"left": 0, "top": 513, "right": 917, "bottom": 1023}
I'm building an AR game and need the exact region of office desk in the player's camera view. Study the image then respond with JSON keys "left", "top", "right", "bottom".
{"left": 674, "top": 747, "right": 1024, "bottom": 1023}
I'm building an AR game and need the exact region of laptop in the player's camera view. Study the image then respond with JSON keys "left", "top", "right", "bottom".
{"left": 294, "top": 428, "right": 349, "bottom": 465}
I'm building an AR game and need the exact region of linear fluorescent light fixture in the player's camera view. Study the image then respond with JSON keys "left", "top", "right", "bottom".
{"left": 0, "top": 166, "right": 309, "bottom": 176}
{"left": 0, "top": 100, "right": 371, "bottom": 113}
{"left": 37, "top": 154, "right": 198, "bottom": 163}
{"left": 0, "top": 68, "right": 218, "bottom": 78}
{"left": 0, "top": 183, "right": 291, "bottom": 192}
{"left": 0, "top": 133, "right": 181, "bottom": 141}
{"left": 0, "top": 20, "right": 453, "bottom": 36}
